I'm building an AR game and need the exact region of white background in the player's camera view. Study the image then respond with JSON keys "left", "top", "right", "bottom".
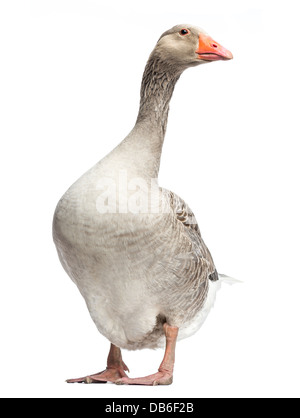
{"left": 1, "top": 0, "right": 299, "bottom": 398}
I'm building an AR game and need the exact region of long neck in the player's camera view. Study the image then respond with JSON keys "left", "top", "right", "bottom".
{"left": 136, "top": 55, "right": 182, "bottom": 138}
{"left": 116, "top": 54, "right": 183, "bottom": 179}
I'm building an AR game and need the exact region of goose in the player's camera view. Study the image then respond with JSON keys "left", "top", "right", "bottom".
{"left": 53, "top": 24, "right": 233, "bottom": 386}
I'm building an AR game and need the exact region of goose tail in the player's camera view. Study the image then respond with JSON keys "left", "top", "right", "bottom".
{"left": 218, "top": 273, "right": 242, "bottom": 284}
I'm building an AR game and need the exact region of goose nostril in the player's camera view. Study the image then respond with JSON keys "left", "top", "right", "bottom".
{"left": 212, "top": 43, "right": 218, "bottom": 48}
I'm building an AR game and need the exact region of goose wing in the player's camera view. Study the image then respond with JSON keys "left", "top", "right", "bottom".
{"left": 167, "top": 190, "right": 218, "bottom": 283}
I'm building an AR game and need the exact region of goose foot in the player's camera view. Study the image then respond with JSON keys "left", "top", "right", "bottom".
{"left": 115, "top": 370, "right": 173, "bottom": 386}
{"left": 66, "top": 344, "right": 129, "bottom": 384}
{"left": 66, "top": 365, "right": 129, "bottom": 384}
{"left": 116, "top": 323, "right": 178, "bottom": 386}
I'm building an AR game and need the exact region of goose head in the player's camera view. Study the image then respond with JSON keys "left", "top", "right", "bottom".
{"left": 153, "top": 24, "right": 233, "bottom": 69}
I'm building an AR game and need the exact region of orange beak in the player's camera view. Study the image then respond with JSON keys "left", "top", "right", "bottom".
{"left": 195, "top": 34, "right": 233, "bottom": 61}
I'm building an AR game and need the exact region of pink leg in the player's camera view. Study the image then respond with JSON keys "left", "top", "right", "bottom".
{"left": 66, "top": 343, "right": 129, "bottom": 384}
{"left": 115, "top": 323, "right": 178, "bottom": 386}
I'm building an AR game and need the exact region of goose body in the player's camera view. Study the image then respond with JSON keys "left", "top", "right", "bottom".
{"left": 53, "top": 167, "right": 219, "bottom": 350}
{"left": 53, "top": 24, "right": 233, "bottom": 384}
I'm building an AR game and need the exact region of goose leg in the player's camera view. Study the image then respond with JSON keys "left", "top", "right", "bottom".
{"left": 115, "top": 323, "right": 178, "bottom": 386}
{"left": 66, "top": 343, "right": 129, "bottom": 383}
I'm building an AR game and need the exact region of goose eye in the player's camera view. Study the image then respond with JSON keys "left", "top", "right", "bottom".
{"left": 180, "top": 29, "right": 189, "bottom": 36}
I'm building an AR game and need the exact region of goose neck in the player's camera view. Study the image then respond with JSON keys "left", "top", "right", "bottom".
{"left": 115, "top": 56, "right": 183, "bottom": 179}
{"left": 136, "top": 55, "right": 182, "bottom": 137}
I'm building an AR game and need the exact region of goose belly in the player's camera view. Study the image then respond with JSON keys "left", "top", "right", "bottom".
{"left": 77, "top": 262, "right": 164, "bottom": 350}
{"left": 53, "top": 202, "right": 167, "bottom": 349}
